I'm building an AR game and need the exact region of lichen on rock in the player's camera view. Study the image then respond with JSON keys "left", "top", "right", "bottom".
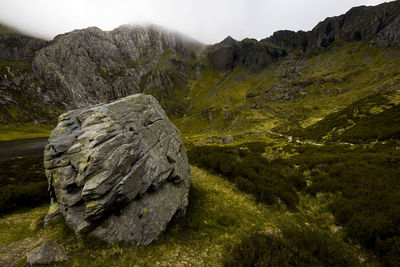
{"left": 44, "top": 93, "right": 190, "bottom": 245}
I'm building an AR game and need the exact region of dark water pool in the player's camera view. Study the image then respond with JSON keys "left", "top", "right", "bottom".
{"left": 0, "top": 137, "right": 49, "bottom": 160}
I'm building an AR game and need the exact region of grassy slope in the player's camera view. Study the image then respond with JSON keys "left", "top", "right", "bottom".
{"left": 0, "top": 166, "right": 289, "bottom": 266}
{"left": 294, "top": 89, "right": 400, "bottom": 142}
{"left": 174, "top": 41, "right": 400, "bottom": 143}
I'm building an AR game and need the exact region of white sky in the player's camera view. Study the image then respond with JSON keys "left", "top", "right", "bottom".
{"left": 0, "top": 0, "right": 390, "bottom": 44}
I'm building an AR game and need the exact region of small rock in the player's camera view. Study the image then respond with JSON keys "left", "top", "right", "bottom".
{"left": 26, "top": 242, "right": 68, "bottom": 265}
{"left": 221, "top": 135, "right": 234, "bottom": 144}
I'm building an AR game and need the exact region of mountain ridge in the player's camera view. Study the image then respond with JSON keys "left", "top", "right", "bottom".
{"left": 209, "top": 0, "right": 400, "bottom": 72}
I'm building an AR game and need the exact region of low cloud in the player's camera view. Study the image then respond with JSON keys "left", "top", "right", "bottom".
{"left": 0, "top": 0, "right": 389, "bottom": 44}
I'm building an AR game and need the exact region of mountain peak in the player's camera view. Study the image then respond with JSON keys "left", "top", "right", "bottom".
{"left": 221, "top": 35, "right": 236, "bottom": 43}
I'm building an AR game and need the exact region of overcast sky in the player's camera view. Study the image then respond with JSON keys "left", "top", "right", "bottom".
{"left": 0, "top": 0, "right": 390, "bottom": 44}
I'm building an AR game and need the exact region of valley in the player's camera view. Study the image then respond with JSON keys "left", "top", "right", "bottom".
{"left": 0, "top": 1, "right": 400, "bottom": 266}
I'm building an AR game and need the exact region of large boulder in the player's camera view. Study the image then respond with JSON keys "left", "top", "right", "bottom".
{"left": 43, "top": 94, "right": 190, "bottom": 245}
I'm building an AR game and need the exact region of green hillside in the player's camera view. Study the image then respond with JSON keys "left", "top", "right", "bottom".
{"left": 174, "top": 41, "right": 400, "bottom": 145}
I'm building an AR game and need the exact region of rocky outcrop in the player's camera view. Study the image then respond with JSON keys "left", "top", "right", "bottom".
{"left": 371, "top": 11, "right": 400, "bottom": 47}
{"left": 208, "top": 36, "right": 287, "bottom": 72}
{"left": 33, "top": 25, "right": 202, "bottom": 115}
{"left": 264, "top": 1, "right": 400, "bottom": 53}
{"left": 307, "top": 1, "right": 400, "bottom": 51}
{"left": 26, "top": 242, "right": 68, "bottom": 265}
{"left": 266, "top": 30, "right": 308, "bottom": 52}
{"left": 44, "top": 94, "right": 190, "bottom": 245}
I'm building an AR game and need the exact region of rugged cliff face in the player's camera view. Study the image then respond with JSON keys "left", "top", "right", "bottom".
{"left": 33, "top": 25, "right": 203, "bottom": 116}
{"left": 307, "top": 1, "right": 400, "bottom": 51}
{"left": 0, "top": 24, "right": 204, "bottom": 123}
{"left": 210, "top": 1, "right": 400, "bottom": 72}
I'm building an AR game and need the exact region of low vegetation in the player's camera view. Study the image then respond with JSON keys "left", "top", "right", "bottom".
{"left": 0, "top": 157, "right": 48, "bottom": 215}
{"left": 188, "top": 141, "right": 400, "bottom": 266}
{"left": 224, "top": 222, "right": 359, "bottom": 267}
{"left": 187, "top": 142, "right": 305, "bottom": 209}
{"left": 291, "top": 143, "right": 400, "bottom": 266}
{"left": 1, "top": 137, "right": 399, "bottom": 265}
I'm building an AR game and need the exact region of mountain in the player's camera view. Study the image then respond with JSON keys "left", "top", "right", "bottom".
{"left": 1, "top": 1, "right": 400, "bottom": 143}
{"left": 207, "top": 1, "right": 400, "bottom": 72}
{"left": 33, "top": 25, "right": 203, "bottom": 116}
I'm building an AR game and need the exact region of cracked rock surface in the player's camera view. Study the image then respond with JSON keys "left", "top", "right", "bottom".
{"left": 43, "top": 94, "right": 190, "bottom": 245}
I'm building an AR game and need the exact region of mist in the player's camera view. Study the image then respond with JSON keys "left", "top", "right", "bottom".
{"left": 0, "top": 0, "right": 390, "bottom": 44}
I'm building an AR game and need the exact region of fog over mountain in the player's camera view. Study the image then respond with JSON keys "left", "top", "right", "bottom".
{"left": 0, "top": 0, "right": 388, "bottom": 43}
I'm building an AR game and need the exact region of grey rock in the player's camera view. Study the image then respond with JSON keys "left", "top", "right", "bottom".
{"left": 221, "top": 135, "right": 234, "bottom": 144}
{"left": 26, "top": 241, "right": 68, "bottom": 265}
{"left": 44, "top": 94, "right": 190, "bottom": 245}
{"left": 371, "top": 13, "right": 400, "bottom": 47}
